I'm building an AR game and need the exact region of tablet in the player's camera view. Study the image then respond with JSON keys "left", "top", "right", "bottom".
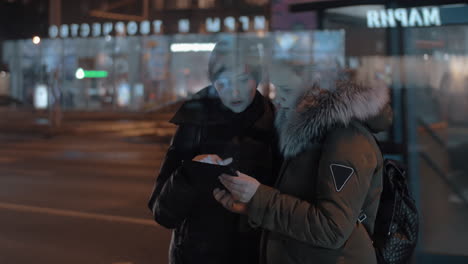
{"left": 183, "top": 160, "right": 237, "bottom": 193}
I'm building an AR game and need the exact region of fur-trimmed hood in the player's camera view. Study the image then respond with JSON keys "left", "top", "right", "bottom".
{"left": 275, "top": 81, "right": 392, "bottom": 158}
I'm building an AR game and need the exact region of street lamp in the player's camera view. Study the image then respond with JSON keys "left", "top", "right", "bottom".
{"left": 32, "top": 36, "right": 41, "bottom": 45}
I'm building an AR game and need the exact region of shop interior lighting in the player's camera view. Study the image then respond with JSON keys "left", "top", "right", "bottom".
{"left": 75, "top": 68, "right": 108, "bottom": 79}
{"left": 170, "top": 43, "right": 216, "bottom": 52}
{"left": 34, "top": 84, "right": 48, "bottom": 109}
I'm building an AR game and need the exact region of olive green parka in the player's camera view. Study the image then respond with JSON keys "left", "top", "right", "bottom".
{"left": 247, "top": 81, "right": 393, "bottom": 264}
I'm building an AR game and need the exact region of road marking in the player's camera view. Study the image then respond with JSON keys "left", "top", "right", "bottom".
{"left": 0, "top": 202, "right": 159, "bottom": 227}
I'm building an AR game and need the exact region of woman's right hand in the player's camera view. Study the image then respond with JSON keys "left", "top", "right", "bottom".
{"left": 213, "top": 188, "right": 248, "bottom": 215}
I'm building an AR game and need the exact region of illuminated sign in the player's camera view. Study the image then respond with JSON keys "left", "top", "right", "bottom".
{"left": 367, "top": 7, "right": 441, "bottom": 28}
{"left": 49, "top": 16, "right": 267, "bottom": 38}
{"left": 75, "top": 68, "right": 109, "bottom": 79}
{"left": 170, "top": 43, "right": 216, "bottom": 53}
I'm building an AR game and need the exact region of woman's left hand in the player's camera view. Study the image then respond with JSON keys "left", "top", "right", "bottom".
{"left": 218, "top": 171, "right": 260, "bottom": 203}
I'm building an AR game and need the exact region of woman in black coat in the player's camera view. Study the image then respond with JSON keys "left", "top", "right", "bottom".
{"left": 148, "top": 40, "right": 277, "bottom": 264}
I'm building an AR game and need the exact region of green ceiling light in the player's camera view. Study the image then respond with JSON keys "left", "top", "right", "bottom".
{"left": 75, "top": 68, "right": 108, "bottom": 79}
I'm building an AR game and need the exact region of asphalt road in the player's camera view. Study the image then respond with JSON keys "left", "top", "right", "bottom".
{"left": 0, "top": 133, "right": 173, "bottom": 264}
{"left": 2, "top": 123, "right": 468, "bottom": 264}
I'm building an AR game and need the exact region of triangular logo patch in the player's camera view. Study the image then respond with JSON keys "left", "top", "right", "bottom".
{"left": 330, "top": 164, "right": 354, "bottom": 192}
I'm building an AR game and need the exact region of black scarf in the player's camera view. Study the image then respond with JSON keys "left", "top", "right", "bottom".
{"left": 217, "top": 91, "right": 265, "bottom": 136}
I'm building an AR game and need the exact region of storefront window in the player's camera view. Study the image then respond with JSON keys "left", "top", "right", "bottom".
{"left": 321, "top": 3, "right": 468, "bottom": 260}
{"left": 2, "top": 31, "right": 350, "bottom": 112}
{"left": 402, "top": 24, "right": 468, "bottom": 258}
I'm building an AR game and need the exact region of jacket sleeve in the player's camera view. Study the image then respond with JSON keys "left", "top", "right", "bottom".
{"left": 147, "top": 124, "right": 200, "bottom": 229}
{"left": 247, "top": 127, "right": 377, "bottom": 249}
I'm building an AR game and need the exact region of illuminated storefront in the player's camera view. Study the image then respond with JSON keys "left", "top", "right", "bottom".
{"left": 1, "top": 0, "right": 273, "bottom": 111}
{"left": 1, "top": 29, "right": 345, "bottom": 111}
{"left": 288, "top": 1, "right": 468, "bottom": 263}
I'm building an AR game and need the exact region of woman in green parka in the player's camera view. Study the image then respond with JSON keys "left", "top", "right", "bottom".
{"left": 213, "top": 62, "right": 393, "bottom": 264}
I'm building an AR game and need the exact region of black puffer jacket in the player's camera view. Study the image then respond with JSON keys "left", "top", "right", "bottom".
{"left": 148, "top": 86, "right": 277, "bottom": 264}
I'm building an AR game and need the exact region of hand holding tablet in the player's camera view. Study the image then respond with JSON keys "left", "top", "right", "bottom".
{"left": 183, "top": 157, "right": 237, "bottom": 193}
